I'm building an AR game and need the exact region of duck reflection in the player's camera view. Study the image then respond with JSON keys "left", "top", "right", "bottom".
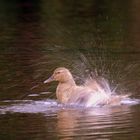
{"left": 56, "top": 106, "right": 132, "bottom": 139}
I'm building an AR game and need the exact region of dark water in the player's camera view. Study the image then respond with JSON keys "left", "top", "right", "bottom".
{"left": 0, "top": 0, "right": 140, "bottom": 139}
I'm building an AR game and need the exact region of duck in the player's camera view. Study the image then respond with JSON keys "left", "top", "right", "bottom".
{"left": 44, "top": 67, "right": 128, "bottom": 107}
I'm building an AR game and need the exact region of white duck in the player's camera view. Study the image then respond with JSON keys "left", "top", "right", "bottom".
{"left": 44, "top": 67, "right": 127, "bottom": 107}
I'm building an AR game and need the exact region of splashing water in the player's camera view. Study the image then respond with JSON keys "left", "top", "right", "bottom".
{"left": 0, "top": 98, "right": 139, "bottom": 115}
{"left": 42, "top": 66, "right": 136, "bottom": 107}
{"left": 0, "top": 61, "right": 140, "bottom": 113}
{"left": 30, "top": 51, "right": 139, "bottom": 108}
{"left": 48, "top": 52, "right": 140, "bottom": 107}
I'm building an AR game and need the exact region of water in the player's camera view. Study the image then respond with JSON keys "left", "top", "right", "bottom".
{"left": 0, "top": 0, "right": 140, "bottom": 139}
{"left": 0, "top": 99, "right": 140, "bottom": 140}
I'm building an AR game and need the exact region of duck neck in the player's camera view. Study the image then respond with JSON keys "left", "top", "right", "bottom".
{"left": 58, "top": 78, "right": 76, "bottom": 87}
{"left": 56, "top": 78, "right": 76, "bottom": 104}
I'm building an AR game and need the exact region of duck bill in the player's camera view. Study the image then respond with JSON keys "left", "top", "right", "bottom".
{"left": 44, "top": 76, "right": 54, "bottom": 84}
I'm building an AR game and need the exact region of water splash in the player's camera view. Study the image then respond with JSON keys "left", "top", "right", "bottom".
{"left": 0, "top": 98, "right": 139, "bottom": 115}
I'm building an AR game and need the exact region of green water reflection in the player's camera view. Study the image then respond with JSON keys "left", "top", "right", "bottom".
{"left": 0, "top": 0, "right": 140, "bottom": 100}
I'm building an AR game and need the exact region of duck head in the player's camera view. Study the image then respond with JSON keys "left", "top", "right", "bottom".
{"left": 44, "top": 67, "right": 75, "bottom": 84}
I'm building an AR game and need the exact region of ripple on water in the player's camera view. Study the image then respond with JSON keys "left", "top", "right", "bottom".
{"left": 0, "top": 99, "right": 58, "bottom": 115}
{"left": 0, "top": 98, "right": 139, "bottom": 115}
{"left": 0, "top": 99, "right": 140, "bottom": 139}
{"left": 54, "top": 104, "right": 138, "bottom": 139}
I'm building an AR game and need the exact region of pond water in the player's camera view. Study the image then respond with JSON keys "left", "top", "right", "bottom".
{"left": 0, "top": 0, "right": 140, "bottom": 139}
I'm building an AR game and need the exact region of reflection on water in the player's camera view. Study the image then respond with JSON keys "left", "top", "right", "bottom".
{"left": 57, "top": 107, "right": 132, "bottom": 139}
{"left": 0, "top": 0, "right": 140, "bottom": 140}
{"left": 0, "top": 99, "right": 140, "bottom": 139}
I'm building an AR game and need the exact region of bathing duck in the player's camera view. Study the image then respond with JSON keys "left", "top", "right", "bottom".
{"left": 44, "top": 67, "right": 127, "bottom": 107}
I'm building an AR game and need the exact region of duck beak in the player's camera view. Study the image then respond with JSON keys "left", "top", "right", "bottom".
{"left": 44, "top": 76, "right": 54, "bottom": 84}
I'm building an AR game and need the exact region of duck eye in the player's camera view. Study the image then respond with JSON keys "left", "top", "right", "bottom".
{"left": 56, "top": 71, "right": 61, "bottom": 74}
